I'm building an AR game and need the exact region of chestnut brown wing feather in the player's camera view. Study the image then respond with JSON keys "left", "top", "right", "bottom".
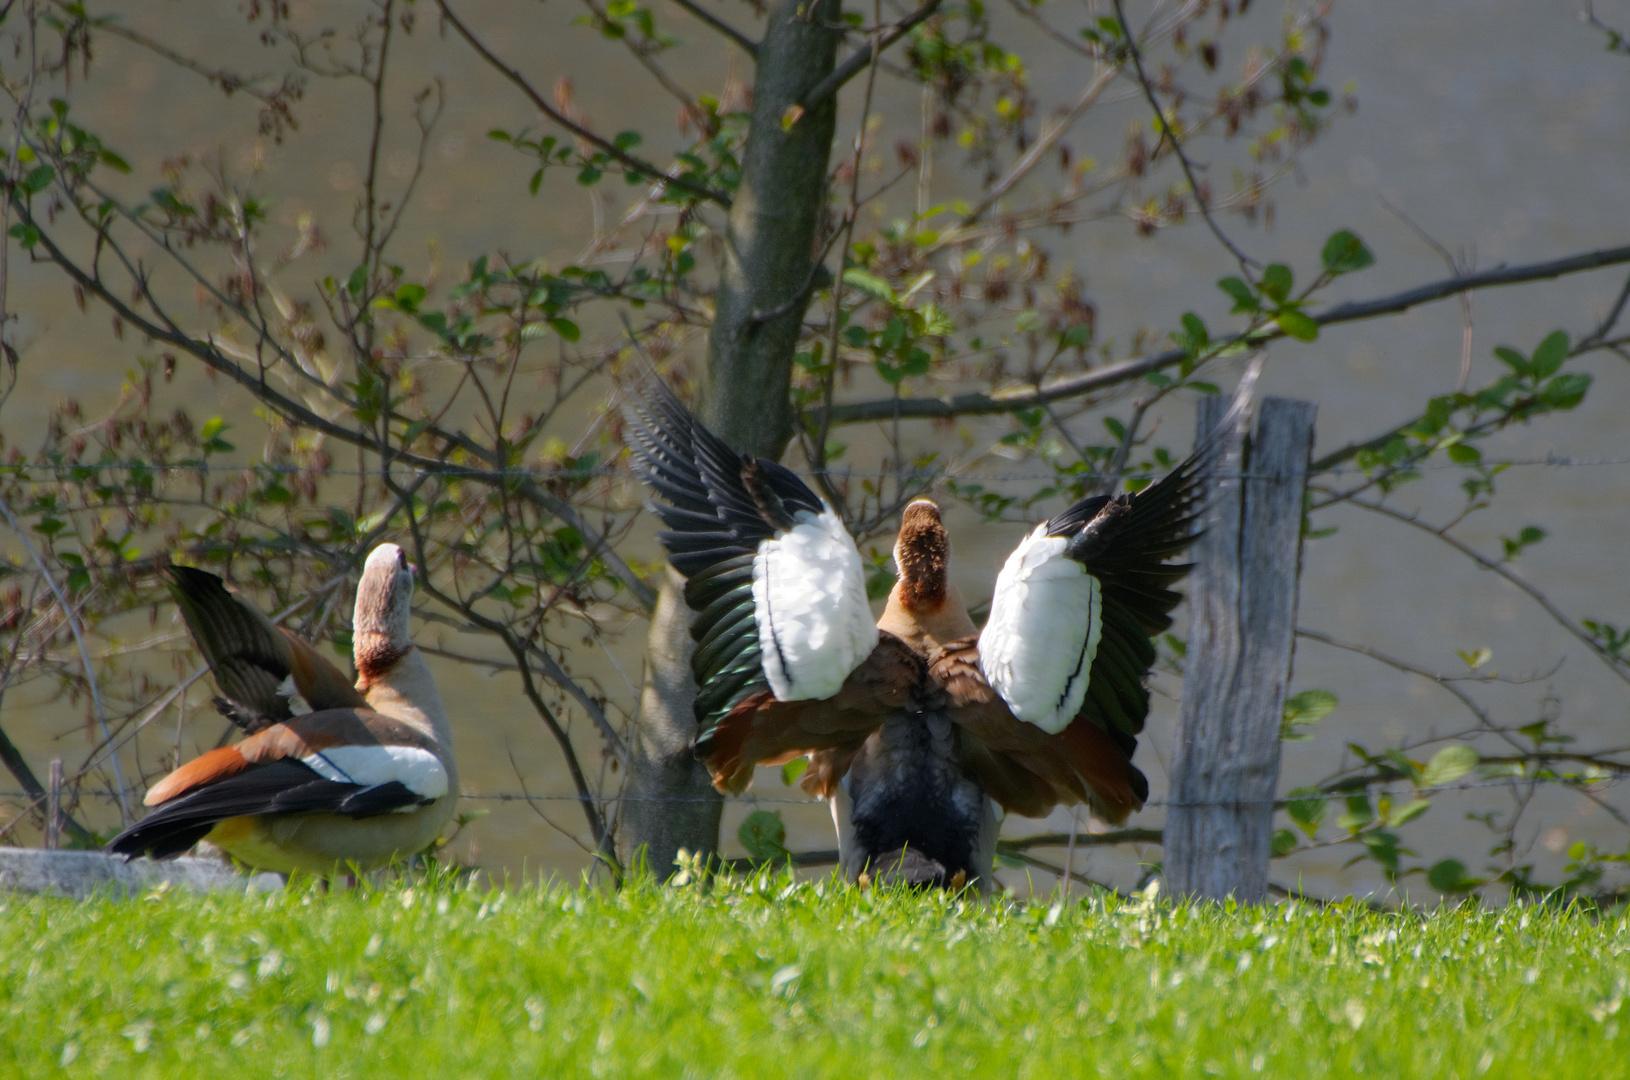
{"left": 142, "top": 709, "right": 434, "bottom": 805}
{"left": 700, "top": 632, "right": 923, "bottom": 794}
{"left": 932, "top": 636, "right": 1147, "bottom": 823}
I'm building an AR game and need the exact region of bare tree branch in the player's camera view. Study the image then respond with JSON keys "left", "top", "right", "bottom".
{"left": 6, "top": 195, "right": 658, "bottom": 611}
{"left": 668, "top": 0, "right": 758, "bottom": 58}
{"left": 818, "top": 241, "right": 1630, "bottom": 426}
{"left": 796, "top": 0, "right": 944, "bottom": 114}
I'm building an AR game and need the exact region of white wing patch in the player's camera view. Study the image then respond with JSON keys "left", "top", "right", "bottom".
{"left": 978, "top": 523, "right": 1103, "bottom": 734}
{"left": 752, "top": 508, "right": 879, "bottom": 702}
{"left": 301, "top": 744, "right": 449, "bottom": 803}
{"left": 275, "top": 674, "right": 312, "bottom": 716}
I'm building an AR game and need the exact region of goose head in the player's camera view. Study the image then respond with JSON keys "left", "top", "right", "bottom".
{"left": 880, "top": 499, "right": 977, "bottom": 651}
{"left": 893, "top": 500, "right": 951, "bottom": 613}
{"left": 354, "top": 543, "right": 415, "bottom": 682}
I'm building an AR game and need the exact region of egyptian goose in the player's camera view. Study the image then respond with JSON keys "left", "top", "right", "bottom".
{"left": 624, "top": 376, "right": 1250, "bottom": 887}
{"left": 107, "top": 544, "right": 458, "bottom": 876}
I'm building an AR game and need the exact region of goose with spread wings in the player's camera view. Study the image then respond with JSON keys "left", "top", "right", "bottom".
{"left": 625, "top": 378, "right": 1245, "bottom": 886}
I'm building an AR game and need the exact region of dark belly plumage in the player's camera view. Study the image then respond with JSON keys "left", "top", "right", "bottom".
{"left": 845, "top": 711, "right": 991, "bottom": 888}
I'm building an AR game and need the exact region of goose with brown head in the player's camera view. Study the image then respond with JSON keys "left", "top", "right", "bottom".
{"left": 109, "top": 544, "right": 459, "bottom": 876}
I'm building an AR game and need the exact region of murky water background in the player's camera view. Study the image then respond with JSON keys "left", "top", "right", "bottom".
{"left": 3, "top": 0, "right": 1629, "bottom": 897}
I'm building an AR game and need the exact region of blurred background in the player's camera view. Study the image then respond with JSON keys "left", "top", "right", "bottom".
{"left": 1, "top": 0, "right": 1627, "bottom": 901}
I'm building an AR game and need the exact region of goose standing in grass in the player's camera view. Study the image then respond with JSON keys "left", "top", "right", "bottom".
{"left": 108, "top": 544, "right": 458, "bottom": 876}
{"left": 625, "top": 376, "right": 1251, "bottom": 888}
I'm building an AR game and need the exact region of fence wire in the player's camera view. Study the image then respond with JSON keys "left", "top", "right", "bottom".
{"left": 3, "top": 771, "right": 1624, "bottom": 812}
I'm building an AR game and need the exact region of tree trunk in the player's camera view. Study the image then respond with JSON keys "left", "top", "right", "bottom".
{"left": 620, "top": 0, "right": 844, "bottom": 877}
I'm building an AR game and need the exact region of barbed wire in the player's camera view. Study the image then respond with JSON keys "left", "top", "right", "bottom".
{"left": 4, "top": 452, "right": 1630, "bottom": 486}
{"left": 3, "top": 771, "right": 1623, "bottom": 812}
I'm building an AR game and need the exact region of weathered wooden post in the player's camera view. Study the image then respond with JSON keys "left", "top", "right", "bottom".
{"left": 1165, "top": 395, "right": 1316, "bottom": 902}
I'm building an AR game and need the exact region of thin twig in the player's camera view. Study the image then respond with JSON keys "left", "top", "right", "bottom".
{"left": 797, "top": 0, "right": 945, "bottom": 113}
{"left": 582, "top": 0, "right": 703, "bottom": 119}
{"left": 954, "top": 65, "right": 1117, "bottom": 229}
{"left": 1380, "top": 196, "right": 1476, "bottom": 390}
{"left": 1580, "top": 269, "right": 1630, "bottom": 349}
{"left": 668, "top": 0, "right": 758, "bottom": 57}
{"left": 0, "top": 493, "right": 132, "bottom": 825}
{"left": 1112, "top": 0, "right": 1255, "bottom": 267}
{"left": 436, "top": 0, "right": 732, "bottom": 207}
{"left": 1347, "top": 497, "right": 1630, "bottom": 691}
{"left": 1296, "top": 627, "right": 1526, "bottom": 754}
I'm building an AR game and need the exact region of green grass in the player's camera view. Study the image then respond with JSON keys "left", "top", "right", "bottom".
{"left": 2, "top": 869, "right": 1626, "bottom": 1078}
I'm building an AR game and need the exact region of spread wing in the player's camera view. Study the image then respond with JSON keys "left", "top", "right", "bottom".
{"left": 625, "top": 380, "right": 898, "bottom": 790}
{"left": 107, "top": 709, "right": 448, "bottom": 860}
{"left": 165, "top": 564, "right": 364, "bottom": 733}
{"left": 951, "top": 377, "right": 1256, "bottom": 820}
{"left": 932, "top": 637, "right": 1147, "bottom": 823}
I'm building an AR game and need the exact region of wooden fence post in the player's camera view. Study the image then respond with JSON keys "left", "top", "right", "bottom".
{"left": 1165, "top": 395, "right": 1316, "bottom": 902}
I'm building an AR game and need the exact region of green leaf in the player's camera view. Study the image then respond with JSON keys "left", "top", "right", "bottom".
{"left": 1216, "top": 276, "right": 1257, "bottom": 313}
{"left": 842, "top": 269, "right": 896, "bottom": 303}
{"left": 1529, "top": 330, "right": 1569, "bottom": 379}
{"left": 1270, "top": 829, "right": 1298, "bottom": 857}
{"left": 1358, "top": 830, "right": 1401, "bottom": 874}
{"left": 780, "top": 758, "right": 808, "bottom": 787}
{"left": 1285, "top": 786, "right": 1326, "bottom": 838}
{"left": 1421, "top": 744, "right": 1479, "bottom": 788}
{"left": 1281, "top": 689, "right": 1336, "bottom": 741}
{"left": 1426, "top": 858, "right": 1480, "bottom": 893}
{"left": 737, "top": 810, "right": 788, "bottom": 862}
{"left": 1275, "top": 309, "right": 1319, "bottom": 341}
{"left": 22, "top": 164, "right": 54, "bottom": 194}
{"left": 1386, "top": 798, "right": 1431, "bottom": 827}
{"left": 1540, "top": 372, "right": 1590, "bottom": 411}
{"left": 1319, "top": 229, "right": 1375, "bottom": 276}
{"left": 1180, "top": 312, "right": 1209, "bottom": 349}
{"left": 1336, "top": 795, "right": 1374, "bottom": 833}
{"left": 1283, "top": 689, "right": 1337, "bottom": 724}
{"left": 1491, "top": 346, "right": 1529, "bottom": 375}
{"left": 548, "top": 317, "right": 581, "bottom": 342}
{"left": 1446, "top": 442, "right": 1481, "bottom": 464}
{"left": 1260, "top": 264, "right": 1293, "bottom": 304}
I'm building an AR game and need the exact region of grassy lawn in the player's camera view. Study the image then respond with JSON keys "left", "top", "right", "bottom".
{"left": 1, "top": 869, "right": 1625, "bottom": 1078}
